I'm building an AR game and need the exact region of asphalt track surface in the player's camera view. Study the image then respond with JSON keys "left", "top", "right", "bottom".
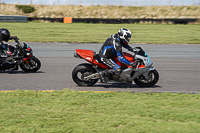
{"left": 0, "top": 43, "right": 200, "bottom": 93}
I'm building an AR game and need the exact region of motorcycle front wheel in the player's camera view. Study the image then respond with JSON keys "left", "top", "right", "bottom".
{"left": 72, "top": 63, "right": 98, "bottom": 86}
{"left": 20, "top": 56, "right": 41, "bottom": 73}
{"left": 134, "top": 69, "right": 159, "bottom": 87}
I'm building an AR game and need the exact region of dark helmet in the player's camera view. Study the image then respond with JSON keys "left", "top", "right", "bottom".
{"left": 0, "top": 28, "right": 10, "bottom": 42}
{"left": 118, "top": 28, "right": 132, "bottom": 43}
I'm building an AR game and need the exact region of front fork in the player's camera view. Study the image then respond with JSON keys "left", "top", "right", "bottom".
{"left": 22, "top": 55, "right": 33, "bottom": 64}
{"left": 142, "top": 66, "right": 155, "bottom": 80}
{"left": 18, "top": 51, "right": 33, "bottom": 64}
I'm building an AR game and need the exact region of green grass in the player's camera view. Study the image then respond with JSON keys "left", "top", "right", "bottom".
{"left": 1, "top": 22, "right": 200, "bottom": 44}
{"left": 0, "top": 90, "right": 200, "bottom": 133}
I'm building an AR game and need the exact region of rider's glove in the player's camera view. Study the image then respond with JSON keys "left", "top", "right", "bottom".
{"left": 9, "top": 36, "right": 18, "bottom": 40}
{"left": 129, "top": 47, "right": 139, "bottom": 53}
{"left": 128, "top": 47, "right": 134, "bottom": 52}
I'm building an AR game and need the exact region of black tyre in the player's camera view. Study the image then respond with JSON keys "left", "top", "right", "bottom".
{"left": 134, "top": 69, "right": 159, "bottom": 87}
{"left": 20, "top": 57, "right": 41, "bottom": 73}
{"left": 72, "top": 63, "right": 98, "bottom": 86}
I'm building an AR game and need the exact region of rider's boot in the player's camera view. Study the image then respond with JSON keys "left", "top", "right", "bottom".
{"left": 99, "top": 69, "right": 113, "bottom": 83}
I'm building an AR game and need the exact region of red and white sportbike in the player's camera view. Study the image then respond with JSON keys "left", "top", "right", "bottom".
{"left": 72, "top": 47, "right": 159, "bottom": 87}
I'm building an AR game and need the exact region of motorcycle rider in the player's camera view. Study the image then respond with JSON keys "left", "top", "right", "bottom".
{"left": 0, "top": 28, "right": 20, "bottom": 57}
{"left": 99, "top": 28, "right": 137, "bottom": 81}
{"left": 0, "top": 28, "right": 21, "bottom": 70}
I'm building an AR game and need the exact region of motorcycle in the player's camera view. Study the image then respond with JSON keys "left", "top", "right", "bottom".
{"left": 72, "top": 47, "right": 159, "bottom": 87}
{"left": 0, "top": 36, "right": 41, "bottom": 72}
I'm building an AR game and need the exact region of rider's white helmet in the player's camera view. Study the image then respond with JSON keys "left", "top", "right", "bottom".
{"left": 118, "top": 28, "right": 132, "bottom": 43}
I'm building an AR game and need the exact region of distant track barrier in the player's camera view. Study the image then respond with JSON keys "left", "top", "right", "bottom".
{"left": 0, "top": 16, "right": 27, "bottom": 22}
{"left": 0, "top": 16, "right": 198, "bottom": 24}
{"left": 72, "top": 18, "right": 199, "bottom": 24}
{"left": 28, "top": 17, "right": 199, "bottom": 24}
{"left": 28, "top": 17, "right": 63, "bottom": 23}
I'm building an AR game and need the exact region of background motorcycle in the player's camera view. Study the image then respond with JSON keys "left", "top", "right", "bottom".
{"left": 72, "top": 47, "right": 159, "bottom": 87}
{"left": 0, "top": 36, "right": 41, "bottom": 72}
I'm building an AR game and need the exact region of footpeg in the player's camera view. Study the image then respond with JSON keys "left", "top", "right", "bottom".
{"left": 84, "top": 73, "right": 100, "bottom": 80}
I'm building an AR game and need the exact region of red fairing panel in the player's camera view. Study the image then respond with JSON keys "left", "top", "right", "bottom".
{"left": 76, "top": 49, "right": 94, "bottom": 60}
{"left": 76, "top": 49, "right": 110, "bottom": 69}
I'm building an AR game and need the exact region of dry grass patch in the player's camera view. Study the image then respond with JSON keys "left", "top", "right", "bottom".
{"left": 0, "top": 4, "right": 200, "bottom": 19}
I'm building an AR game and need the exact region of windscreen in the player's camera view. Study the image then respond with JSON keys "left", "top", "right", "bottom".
{"left": 135, "top": 47, "right": 147, "bottom": 57}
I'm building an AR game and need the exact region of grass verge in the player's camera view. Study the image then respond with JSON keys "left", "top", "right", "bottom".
{"left": 0, "top": 90, "right": 200, "bottom": 133}
{"left": 1, "top": 22, "right": 200, "bottom": 44}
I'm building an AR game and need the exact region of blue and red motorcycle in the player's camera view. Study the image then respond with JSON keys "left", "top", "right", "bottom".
{"left": 72, "top": 47, "right": 159, "bottom": 87}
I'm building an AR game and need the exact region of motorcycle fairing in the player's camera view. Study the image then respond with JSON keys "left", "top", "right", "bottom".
{"left": 1, "top": 44, "right": 15, "bottom": 56}
{"left": 119, "top": 68, "right": 133, "bottom": 82}
{"left": 23, "top": 55, "right": 33, "bottom": 61}
{"left": 76, "top": 49, "right": 94, "bottom": 60}
{"left": 23, "top": 44, "right": 31, "bottom": 51}
{"left": 130, "top": 54, "right": 154, "bottom": 80}
{"left": 75, "top": 49, "right": 137, "bottom": 68}
{"left": 136, "top": 55, "right": 153, "bottom": 68}
{"left": 75, "top": 49, "right": 110, "bottom": 69}
{"left": 119, "top": 49, "right": 154, "bottom": 81}
{"left": 21, "top": 43, "right": 33, "bottom": 57}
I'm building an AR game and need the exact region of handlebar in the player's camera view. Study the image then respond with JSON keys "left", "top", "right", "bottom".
{"left": 9, "top": 36, "right": 22, "bottom": 55}
{"left": 9, "top": 36, "right": 19, "bottom": 41}
{"left": 9, "top": 36, "right": 21, "bottom": 46}
{"left": 128, "top": 47, "right": 140, "bottom": 54}
{"left": 132, "top": 48, "right": 140, "bottom": 54}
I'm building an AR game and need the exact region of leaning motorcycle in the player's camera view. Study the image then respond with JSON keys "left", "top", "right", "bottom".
{"left": 72, "top": 47, "right": 159, "bottom": 87}
{"left": 0, "top": 36, "right": 41, "bottom": 72}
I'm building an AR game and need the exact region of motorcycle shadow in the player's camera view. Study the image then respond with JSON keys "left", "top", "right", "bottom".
{"left": 93, "top": 83, "right": 161, "bottom": 88}
{"left": 0, "top": 70, "right": 44, "bottom": 74}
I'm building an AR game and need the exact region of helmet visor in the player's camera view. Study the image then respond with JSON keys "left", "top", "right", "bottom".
{"left": 2, "top": 34, "right": 10, "bottom": 42}
{"left": 124, "top": 33, "right": 131, "bottom": 42}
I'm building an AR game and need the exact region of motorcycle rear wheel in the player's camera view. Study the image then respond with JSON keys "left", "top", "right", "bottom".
{"left": 20, "top": 57, "right": 41, "bottom": 73}
{"left": 134, "top": 69, "right": 159, "bottom": 87}
{"left": 72, "top": 63, "right": 98, "bottom": 86}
